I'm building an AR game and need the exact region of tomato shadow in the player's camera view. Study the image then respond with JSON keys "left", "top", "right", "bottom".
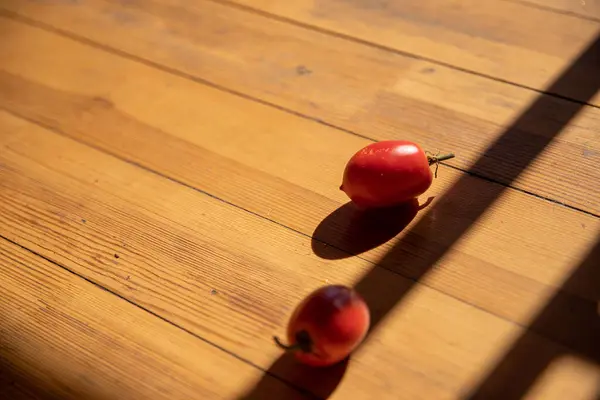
{"left": 237, "top": 352, "right": 348, "bottom": 400}
{"left": 311, "top": 197, "right": 431, "bottom": 259}
{"left": 348, "top": 32, "right": 600, "bottom": 399}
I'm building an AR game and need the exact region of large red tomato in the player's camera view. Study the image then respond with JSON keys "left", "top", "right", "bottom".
{"left": 340, "top": 140, "right": 454, "bottom": 209}
{"left": 274, "top": 285, "right": 370, "bottom": 367}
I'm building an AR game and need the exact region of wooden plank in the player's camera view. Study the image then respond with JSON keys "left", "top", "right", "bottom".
{"left": 515, "top": 0, "right": 600, "bottom": 20}
{"left": 1, "top": 111, "right": 599, "bottom": 399}
{"left": 0, "top": 15, "right": 598, "bottom": 315}
{"left": 0, "top": 14, "right": 599, "bottom": 356}
{"left": 1, "top": 4, "right": 599, "bottom": 215}
{"left": 0, "top": 240, "right": 311, "bottom": 400}
{"left": 0, "top": 372, "right": 45, "bottom": 400}
{"left": 225, "top": 0, "right": 600, "bottom": 105}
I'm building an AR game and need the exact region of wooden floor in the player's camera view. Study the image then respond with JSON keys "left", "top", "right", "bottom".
{"left": 1, "top": 0, "right": 599, "bottom": 399}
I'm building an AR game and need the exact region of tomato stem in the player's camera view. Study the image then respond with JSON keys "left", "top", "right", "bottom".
{"left": 427, "top": 153, "right": 455, "bottom": 165}
{"left": 273, "top": 330, "right": 313, "bottom": 353}
{"left": 427, "top": 152, "right": 455, "bottom": 178}
{"left": 417, "top": 196, "right": 435, "bottom": 210}
{"left": 273, "top": 336, "right": 303, "bottom": 351}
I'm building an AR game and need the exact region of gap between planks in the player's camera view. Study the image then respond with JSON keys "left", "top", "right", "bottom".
{"left": 0, "top": 236, "right": 316, "bottom": 400}
{"left": 203, "top": 0, "right": 600, "bottom": 109}
{"left": 503, "top": 0, "right": 600, "bottom": 22}
{"left": 0, "top": 9, "right": 598, "bottom": 220}
{"left": 1, "top": 105, "right": 598, "bottom": 357}
{"left": 2, "top": 112, "right": 596, "bottom": 400}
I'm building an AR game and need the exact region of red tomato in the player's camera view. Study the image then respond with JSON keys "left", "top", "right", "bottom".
{"left": 274, "top": 285, "right": 370, "bottom": 367}
{"left": 340, "top": 140, "right": 454, "bottom": 209}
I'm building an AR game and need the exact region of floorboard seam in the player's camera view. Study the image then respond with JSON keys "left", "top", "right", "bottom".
{"left": 0, "top": 234, "right": 322, "bottom": 400}
{"left": 502, "top": 0, "right": 600, "bottom": 23}
{"left": 1, "top": 10, "right": 600, "bottom": 217}
{"left": 2, "top": 107, "right": 596, "bottom": 357}
{"left": 206, "top": 0, "right": 600, "bottom": 110}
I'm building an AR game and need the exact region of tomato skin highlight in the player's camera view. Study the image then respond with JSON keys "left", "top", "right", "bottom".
{"left": 340, "top": 140, "right": 434, "bottom": 209}
{"left": 276, "top": 285, "right": 370, "bottom": 367}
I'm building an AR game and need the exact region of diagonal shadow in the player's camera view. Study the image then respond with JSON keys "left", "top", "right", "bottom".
{"left": 354, "top": 32, "right": 600, "bottom": 343}
{"left": 464, "top": 236, "right": 600, "bottom": 399}
{"left": 239, "top": 34, "right": 600, "bottom": 399}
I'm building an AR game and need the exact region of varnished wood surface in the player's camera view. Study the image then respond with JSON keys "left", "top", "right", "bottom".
{"left": 227, "top": 0, "right": 600, "bottom": 104}
{"left": 2, "top": 1, "right": 600, "bottom": 214}
{"left": 518, "top": 0, "right": 600, "bottom": 19}
{"left": 0, "top": 1, "right": 599, "bottom": 399}
{"left": 0, "top": 237, "right": 310, "bottom": 400}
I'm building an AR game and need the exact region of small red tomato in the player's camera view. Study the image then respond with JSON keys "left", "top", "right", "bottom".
{"left": 340, "top": 140, "right": 454, "bottom": 209}
{"left": 274, "top": 285, "right": 370, "bottom": 367}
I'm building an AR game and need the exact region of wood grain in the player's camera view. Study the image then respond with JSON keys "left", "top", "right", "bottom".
{"left": 1, "top": 5, "right": 599, "bottom": 399}
{"left": 1, "top": 2, "right": 600, "bottom": 214}
{"left": 0, "top": 10, "right": 596, "bottom": 284}
{"left": 226, "top": 0, "right": 600, "bottom": 104}
{"left": 515, "top": 0, "right": 600, "bottom": 20}
{"left": 1, "top": 109, "right": 599, "bottom": 399}
{"left": 0, "top": 239, "right": 311, "bottom": 400}
{"left": 0, "top": 16, "right": 598, "bottom": 311}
